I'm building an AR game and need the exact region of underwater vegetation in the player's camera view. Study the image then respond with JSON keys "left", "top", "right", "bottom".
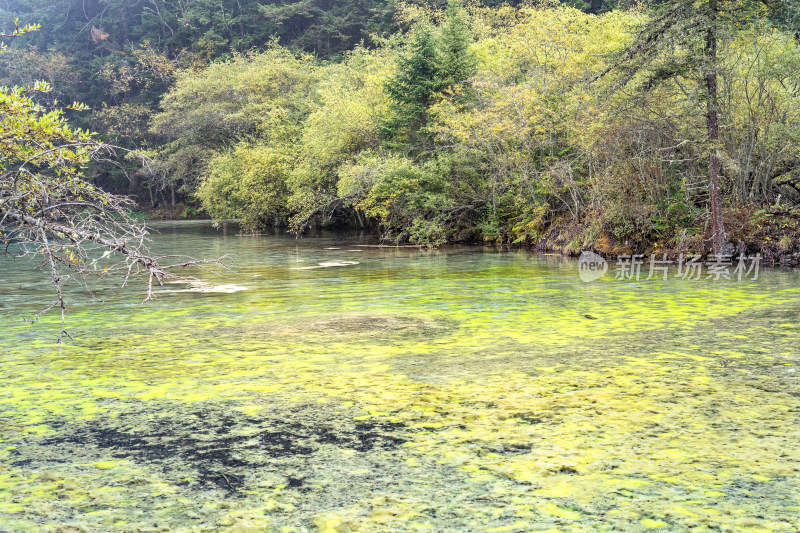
{"left": 1, "top": 223, "right": 799, "bottom": 532}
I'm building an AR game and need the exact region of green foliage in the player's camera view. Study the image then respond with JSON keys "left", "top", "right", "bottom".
{"left": 144, "top": 2, "right": 800, "bottom": 246}
{"left": 152, "top": 46, "right": 316, "bottom": 150}
{"left": 147, "top": 46, "right": 317, "bottom": 207}
{"left": 0, "top": 0, "right": 403, "bottom": 205}
{"left": 197, "top": 143, "right": 291, "bottom": 230}
{"left": 0, "top": 85, "right": 96, "bottom": 174}
{"left": 381, "top": 0, "right": 476, "bottom": 150}
{"left": 437, "top": 0, "right": 477, "bottom": 90}
{"left": 335, "top": 153, "right": 440, "bottom": 242}
{"left": 0, "top": 18, "right": 39, "bottom": 53}
{"left": 287, "top": 46, "right": 393, "bottom": 231}
{"left": 6, "top": 0, "right": 798, "bottom": 248}
{"left": 380, "top": 23, "right": 442, "bottom": 146}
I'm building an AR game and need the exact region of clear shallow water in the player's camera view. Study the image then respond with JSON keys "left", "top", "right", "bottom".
{"left": 1, "top": 221, "right": 799, "bottom": 532}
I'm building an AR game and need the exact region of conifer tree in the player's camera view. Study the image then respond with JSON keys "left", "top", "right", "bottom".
{"left": 381, "top": 0, "right": 475, "bottom": 150}
{"left": 437, "top": 0, "right": 476, "bottom": 91}
{"left": 380, "top": 22, "right": 441, "bottom": 147}
{"left": 602, "top": 0, "right": 786, "bottom": 254}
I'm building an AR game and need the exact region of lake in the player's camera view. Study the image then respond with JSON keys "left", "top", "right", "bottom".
{"left": 1, "top": 221, "right": 799, "bottom": 531}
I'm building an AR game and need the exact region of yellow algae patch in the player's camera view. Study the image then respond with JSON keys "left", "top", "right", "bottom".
{"left": 22, "top": 425, "right": 52, "bottom": 436}
{"left": 671, "top": 506, "right": 700, "bottom": 518}
{"left": 603, "top": 479, "right": 650, "bottom": 490}
{"left": 312, "top": 513, "right": 351, "bottom": 532}
{"left": 538, "top": 502, "right": 581, "bottom": 520}
{"left": 2, "top": 240, "right": 800, "bottom": 532}
{"left": 0, "top": 502, "right": 24, "bottom": 513}
{"left": 218, "top": 509, "right": 271, "bottom": 532}
{"left": 236, "top": 404, "right": 264, "bottom": 416}
{"left": 91, "top": 461, "right": 125, "bottom": 469}
{"left": 535, "top": 482, "right": 573, "bottom": 498}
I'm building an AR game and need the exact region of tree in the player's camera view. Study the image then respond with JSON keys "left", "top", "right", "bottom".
{"left": 437, "top": 0, "right": 476, "bottom": 91}
{"left": 197, "top": 143, "right": 291, "bottom": 229}
{"left": 148, "top": 46, "right": 317, "bottom": 225}
{"left": 380, "top": 0, "right": 476, "bottom": 151}
{"left": 0, "top": 23, "right": 207, "bottom": 341}
{"left": 380, "top": 22, "right": 442, "bottom": 148}
{"left": 601, "top": 0, "right": 786, "bottom": 254}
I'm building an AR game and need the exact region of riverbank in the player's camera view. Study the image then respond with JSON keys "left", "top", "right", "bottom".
{"left": 139, "top": 202, "right": 800, "bottom": 266}
{"left": 534, "top": 205, "right": 800, "bottom": 267}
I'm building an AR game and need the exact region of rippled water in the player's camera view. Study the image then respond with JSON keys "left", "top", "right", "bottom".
{"left": 1, "top": 221, "right": 799, "bottom": 532}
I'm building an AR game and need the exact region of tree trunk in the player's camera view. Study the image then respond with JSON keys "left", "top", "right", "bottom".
{"left": 705, "top": 0, "right": 726, "bottom": 255}
{"left": 120, "top": 2, "right": 130, "bottom": 45}
{"left": 171, "top": 186, "right": 176, "bottom": 209}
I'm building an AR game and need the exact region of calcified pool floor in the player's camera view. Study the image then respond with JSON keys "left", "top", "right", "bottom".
{"left": 1, "top": 222, "right": 799, "bottom": 532}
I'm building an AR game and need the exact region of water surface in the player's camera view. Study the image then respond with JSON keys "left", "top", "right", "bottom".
{"left": 1, "top": 221, "right": 799, "bottom": 532}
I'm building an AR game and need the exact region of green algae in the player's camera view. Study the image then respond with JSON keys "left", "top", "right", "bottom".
{"left": 0, "top": 221, "right": 799, "bottom": 531}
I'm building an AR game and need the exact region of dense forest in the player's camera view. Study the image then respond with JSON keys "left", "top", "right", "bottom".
{"left": 3, "top": 0, "right": 800, "bottom": 259}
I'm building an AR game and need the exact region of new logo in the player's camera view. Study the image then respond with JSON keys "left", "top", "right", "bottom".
{"left": 578, "top": 251, "right": 607, "bottom": 282}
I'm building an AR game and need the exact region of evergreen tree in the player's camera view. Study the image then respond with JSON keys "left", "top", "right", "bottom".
{"left": 437, "top": 0, "right": 476, "bottom": 90}
{"left": 381, "top": 0, "right": 475, "bottom": 150}
{"left": 380, "top": 22, "right": 442, "bottom": 148}
{"left": 601, "top": 0, "right": 784, "bottom": 254}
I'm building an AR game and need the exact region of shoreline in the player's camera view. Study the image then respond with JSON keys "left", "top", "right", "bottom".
{"left": 532, "top": 206, "right": 800, "bottom": 267}
{"left": 142, "top": 205, "right": 800, "bottom": 267}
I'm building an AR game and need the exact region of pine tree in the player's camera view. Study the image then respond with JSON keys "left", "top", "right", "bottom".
{"left": 380, "top": 23, "right": 442, "bottom": 146}
{"left": 437, "top": 0, "right": 476, "bottom": 91}
{"left": 601, "top": 0, "right": 783, "bottom": 254}
{"left": 380, "top": 0, "right": 476, "bottom": 150}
